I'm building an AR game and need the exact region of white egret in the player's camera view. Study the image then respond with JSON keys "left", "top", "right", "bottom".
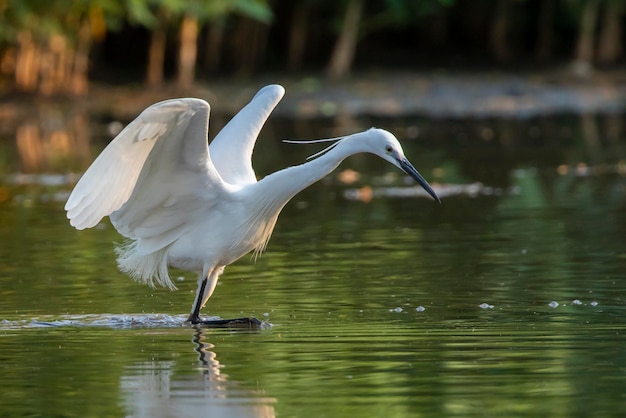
{"left": 65, "top": 84, "right": 440, "bottom": 326}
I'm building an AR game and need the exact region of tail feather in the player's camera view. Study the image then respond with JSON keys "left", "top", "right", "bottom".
{"left": 115, "top": 240, "right": 176, "bottom": 290}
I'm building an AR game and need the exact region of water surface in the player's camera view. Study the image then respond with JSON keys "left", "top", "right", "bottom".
{"left": 1, "top": 111, "right": 626, "bottom": 417}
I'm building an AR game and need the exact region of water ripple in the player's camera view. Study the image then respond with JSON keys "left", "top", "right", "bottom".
{"left": 1, "top": 314, "right": 271, "bottom": 330}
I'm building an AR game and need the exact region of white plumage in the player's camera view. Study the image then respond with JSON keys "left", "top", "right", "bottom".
{"left": 65, "top": 84, "right": 439, "bottom": 324}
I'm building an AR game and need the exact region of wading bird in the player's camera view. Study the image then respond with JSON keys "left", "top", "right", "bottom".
{"left": 65, "top": 85, "right": 440, "bottom": 326}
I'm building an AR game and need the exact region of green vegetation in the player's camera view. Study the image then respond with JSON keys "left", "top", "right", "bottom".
{"left": 0, "top": 0, "right": 623, "bottom": 95}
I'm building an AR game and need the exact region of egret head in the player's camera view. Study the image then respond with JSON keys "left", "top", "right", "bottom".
{"left": 365, "top": 129, "right": 441, "bottom": 203}
{"left": 283, "top": 128, "right": 441, "bottom": 203}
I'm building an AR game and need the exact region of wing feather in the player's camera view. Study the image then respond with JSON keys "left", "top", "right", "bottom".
{"left": 66, "top": 98, "right": 226, "bottom": 254}
{"left": 209, "top": 84, "right": 285, "bottom": 185}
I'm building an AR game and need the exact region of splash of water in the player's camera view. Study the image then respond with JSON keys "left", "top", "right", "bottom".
{"left": 1, "top": 314, "right": 271, "bottom": 330}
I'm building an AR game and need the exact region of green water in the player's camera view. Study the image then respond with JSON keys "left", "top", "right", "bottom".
{"left": 1, "top": 113, "right": 626, "bottom": 417}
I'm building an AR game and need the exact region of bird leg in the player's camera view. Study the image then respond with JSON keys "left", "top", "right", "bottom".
{"left": 187, "top": 276, "right": 209, "bottom": 324}
{"left": 187, "top": 270, "right": 217, "bottom": 324}
{"left": 186, "top": 269, "right": 261, "bottom": 329}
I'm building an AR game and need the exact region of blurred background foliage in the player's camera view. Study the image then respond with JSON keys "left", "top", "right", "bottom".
{"left": 0, "top": 0, "right": 623, "bottom": 96}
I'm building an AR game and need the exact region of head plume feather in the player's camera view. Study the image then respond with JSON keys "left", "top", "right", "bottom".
{"left": 282, "top": 136, "right": 345, "bottom": 160}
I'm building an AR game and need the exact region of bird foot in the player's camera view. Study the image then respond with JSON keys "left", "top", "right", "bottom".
{"left": 186, "top": 315, "right": 262, "bottom": 329}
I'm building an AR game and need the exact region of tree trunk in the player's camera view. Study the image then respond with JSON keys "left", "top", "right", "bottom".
{"left": 177, "top": 14, "right": 199, "bottom": 89}
{"left": 39, "top": 34, "right": 68, "bottom": 95}
{"left": 204, "top": 20, "right": 225, "bottom": 72}
{"left": 426, "top": 6, "right": 448, "bottom": 48}
{"left": 326, "top": 0, "right": 364, "bottom": 80}
{"left": 573, "top": 0, "right": 600, "bottom": 75}
{"left": 248, "top": 21, "right": 269, "bottom": 74}
{"left": 535, "top": 0, "right": 554, "bottom": 61}
{"left": 287, "top": 1, "right": 311, "bottom": 72}
{"left": 70, "top": 19, "right": 92, "bottom": 95}
{"left": 596, "top": 0, "right": 623, "bottom": 64}
{"left": 490, "top": 0, "right": 512, "bottom": 62}
{"left": 147, "top": 24, "right": 167, "bottom": 86}
{"left": 0, "top": 48, "right": 17, "bottom": 78}
{"left": 232, "top": 18, "right": 268, "bottom": 76}
{"left": 15, "top": 31, "right": 40, "bottom": 92}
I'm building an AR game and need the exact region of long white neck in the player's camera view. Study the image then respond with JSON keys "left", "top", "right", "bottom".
{"left": 232, "top": 129, "right": 388, "bottom": 256}
{"left": 249, "top": 130, "right": 375, "bottom": 212}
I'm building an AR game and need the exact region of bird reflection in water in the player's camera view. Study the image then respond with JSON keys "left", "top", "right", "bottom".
{"left": 120, "top": 328, "right": 276, "bottom": 418}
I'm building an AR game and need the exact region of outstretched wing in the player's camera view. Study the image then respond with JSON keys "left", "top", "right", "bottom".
{"left": 65, "top": 98, "right": 226, "bottom": 253}
{"left": 209, "top": 84, "right": 285, "bottom": 185}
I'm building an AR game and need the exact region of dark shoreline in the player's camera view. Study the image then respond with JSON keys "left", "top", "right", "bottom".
{"left": 1, "top": 70, "right": 626, "bottom": 122}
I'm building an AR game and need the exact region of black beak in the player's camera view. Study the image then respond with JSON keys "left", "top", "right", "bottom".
{"left": 397, "top": 158, "right": 441, "bottom": 203}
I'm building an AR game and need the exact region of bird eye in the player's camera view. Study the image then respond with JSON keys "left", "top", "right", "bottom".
{"left": 385, "top": 146, "right": 393, "bottom": 154}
